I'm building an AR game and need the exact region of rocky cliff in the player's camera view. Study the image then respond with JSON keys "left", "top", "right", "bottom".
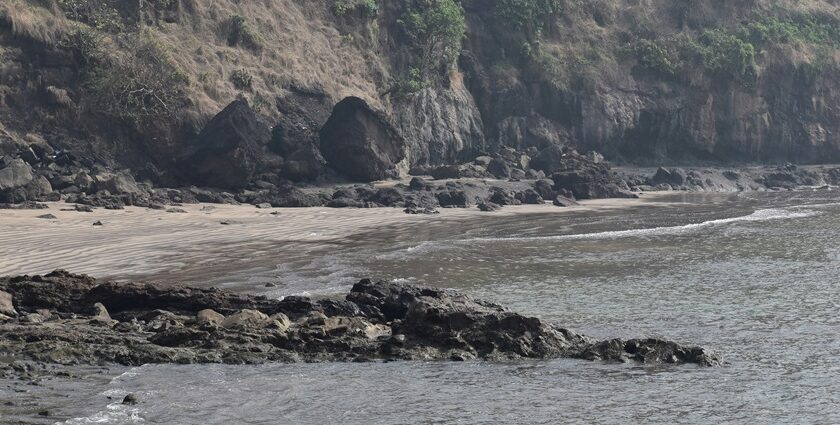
{"left": 0, "top": 0, "right": 838, "bottom": 184}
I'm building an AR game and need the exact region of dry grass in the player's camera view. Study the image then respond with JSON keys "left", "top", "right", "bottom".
{"left": 0, "top": 0, "right": 70, "bottom": 46}
{"left": 145, "top": 0, "right": 389, "bottom": 125}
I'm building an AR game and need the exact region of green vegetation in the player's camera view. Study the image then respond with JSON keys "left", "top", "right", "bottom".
{"left": 743, "top": 13, "right": 840, "bottom": 47}
{"left": 396, "top": 0, "right": 466, "bottom": 92}
{"left": 230, "top": 69, "right": 253, "bottom": 91}
{"left": 495, "top": 0, "right": 563, "bottom": 40}
{"left": 333, "top": 0, "right": 378, "bottom": 18}
{"left": 685, "top": 29, "right": 756, "bottom": 82}
{"left": 631, "top": 39, "right": 678, "bottom": 76}
{"left": 228, "top": 15, "right": 264, "bottom": 52}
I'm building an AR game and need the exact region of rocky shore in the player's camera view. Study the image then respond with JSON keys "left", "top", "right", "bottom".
{"left": 0, "top": 270, "right": 721, "bottom": 379}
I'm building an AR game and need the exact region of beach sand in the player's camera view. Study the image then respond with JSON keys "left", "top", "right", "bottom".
{"left": 0, "top": 196, "right": 659, "bottom": 285}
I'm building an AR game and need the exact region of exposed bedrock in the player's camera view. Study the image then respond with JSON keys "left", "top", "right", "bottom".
{"left": 177, "top": 100, "right": 276, "bottom": 190}
{"left": 319, "top": 97, "right": 406, "bottom": 182}
{"left": 0, "top": 270, "right": 721, "bottom": 367}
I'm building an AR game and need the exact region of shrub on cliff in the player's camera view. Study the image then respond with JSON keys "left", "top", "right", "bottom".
{"left": 396, "top": 0, "right": 466, "bottom": 92}
{"left": 227, "top": 14, "right": 264, "bottom": 52}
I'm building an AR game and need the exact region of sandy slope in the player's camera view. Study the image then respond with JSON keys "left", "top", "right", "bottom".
{"left": 0, "top": 198, "right": 653, "bottom": 283}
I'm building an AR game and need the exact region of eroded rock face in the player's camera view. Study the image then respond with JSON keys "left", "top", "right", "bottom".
{"left": 319, "top": 97, "right": 406, "bottom": 182}
{"left": 178, "top": 100, "right": 274, "bottom": 189}
{"left": 0, "top": 271, "right": 722, "bottom": 367}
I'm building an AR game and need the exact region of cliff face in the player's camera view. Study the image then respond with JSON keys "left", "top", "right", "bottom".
{"left": 0, "top": 0, "right": 838, "bottom": 180}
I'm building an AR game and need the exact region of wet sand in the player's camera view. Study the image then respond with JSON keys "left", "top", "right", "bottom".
{"left": 0, "top": 197, "right": 660, "bottom": 284}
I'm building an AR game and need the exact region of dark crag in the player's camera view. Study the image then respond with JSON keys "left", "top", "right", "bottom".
{"left": 0, "top": 270, "right": 721, "bottom": 370}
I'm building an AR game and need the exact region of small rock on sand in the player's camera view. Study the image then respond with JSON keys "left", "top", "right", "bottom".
{"left": 196, "top": 309, "right": 225, "bottom": 326}
{"left": 37, "top": 214, "right": 57, "bottom": 219}
{"left": 92, "top": 220, "right": 103, "bottom": 226}
{"left": 122, "top": 394, "right": 139, "bottom": 405}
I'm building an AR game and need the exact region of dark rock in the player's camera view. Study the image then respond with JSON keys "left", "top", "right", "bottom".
{"left": 37, "top": 214, "right": 57, "bottom": 219}
{"left": 553, "top": 196, "right": 579, "bottom": 207}
{"left": 0, "top": 271, "right": 722, "bottom": 367}
{"left": 0, "top": 159, "right": 34, "bottom": 192}
{"left": 179, "top": 100, "right": 273, "bottom": 189}
{"left": 486, "top": 158, "right": 511, "bottom": 179}
{"left": 0, "top": 201, "right": 48, "bottom": 209}
{"left": 319, "top": 97, "right": 405, "bottom": 182}
{"left": 429, "top": 165, "right": 461, "bottom": 180}
{"left": 122, "top": 393, "right": 140, "bottom": 405}
{"left": 166, "top": 208, "right": 187, "bottom": 213}
{"left": 404, "top": 206, "right": 439, "bottom": 214}
{"left": 477, "top": 202, "right": 501, "bottom": 212}
{"left": 533, "top": 179, "right": 556, "bottom": 200}
{"left": 488, "top": 187, "right": 518, "bottom": 206}
{"left": 92, "top": 220, "right": 103, "bottom": 226}
{"left": 436, "top": 190, "right": 470, "bottom": 208}
{"left": 530, "top": 145, "right": 570, "bottom": 174}
{"left": 650, "top": 167, "right": 686, "bottom": 187}
{"left": 409, "top": 177, "right": 431, "bottom": 191}
{"left": 369, "top": 188, "right": 404, "bottom": 207}
{"left": 552, "top": 169, "right": 637, "bottom": 200}
{"left": 515, "top": 189, "right": 544, "bottom": 204}
{"left": 252, "top": 185, "right": 323, "bottom": 208}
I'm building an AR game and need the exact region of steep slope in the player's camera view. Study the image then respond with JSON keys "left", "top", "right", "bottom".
{"left": 0, "top": 0, "right": 839, "bottom": 184}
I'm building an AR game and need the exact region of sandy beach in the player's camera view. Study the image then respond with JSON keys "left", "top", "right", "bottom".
{"left": 0, "top": 197, "right": 657, "bottom": 285}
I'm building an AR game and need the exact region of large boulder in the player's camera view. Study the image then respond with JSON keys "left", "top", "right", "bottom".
{"left": 179, "top": 100, "right": 273, "bottom": 189}
{"left": 0, "top": 159, "right": 53, "bottom": 203}
{"left": 0, "top": 158, "right": 34, "bottom": 191}
{"left": 319, "top": 97, "right": 405, "bottom": 182}
{"left": 270, "top": 88, "right": 332, "bottom": 182}
{"left": 94, "top": 172, "right": 143, "bottom": 195}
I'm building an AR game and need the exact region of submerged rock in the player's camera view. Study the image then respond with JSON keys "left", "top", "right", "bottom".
{"left": 0, "top": 271, "right": 722, "bottom": 367}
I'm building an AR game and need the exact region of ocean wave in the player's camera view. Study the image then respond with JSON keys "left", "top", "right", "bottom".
{"left": 470, "top": 208, "right": 817, "bottom": 243}
{"left": 378, "top": 208, "right": 817, "bottom": 259}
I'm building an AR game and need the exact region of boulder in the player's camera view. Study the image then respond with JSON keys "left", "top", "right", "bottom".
{"left": 222, "top": 309, "right": 272, "bottom": 329}
{"left": 477, "top": 201, "right": 501, "bottom": 212}
{"left": 91, "top": 302, "right": 111, "bottom": 321}
{"left": 94, "top": 172, "right": 143, "bottom": 195}
{"left": 515, "top": 189, "right": 544, "bottom": 204}
{"left": 650, "top": 167, "right": 686, "bottom": 187}
{"left": 0, "top": 290, "right": 17, "bottom": 317}
{"left": 436, "top": 190, "right": 470, "bottom": 208}
{"left": 534, "top": 179, "right": 556, "bottom": 200}
{"left": 530, "top": 145, "right": 569, "bottom": 174}
{"left": 487, "top": 158, "right": 511, "bottom": 179}
{"left": 319, "top": 97, "right": 405, "bottom": 181}
{"left": 0, "top": 159, "right": 34, "bottom": 191}
{"left": 196, "top": 309, "right": 225, "bottom": 326}
{"left": 552, "top": 169, "right": 637, "bottom": 200}
{"left": 179, "top": 100, "right": 272, "bottom": 189}
{"left": 553, "top": 195, "right": 579, "bottom": 207}
{"left": 430, "top": 165, "right": 461, "bottom": 180}
{"left": 408, "top": 177, "right": 431, "bottom": 191}
{"left": 488, "top": 187, "right": 519, "bottom": 206}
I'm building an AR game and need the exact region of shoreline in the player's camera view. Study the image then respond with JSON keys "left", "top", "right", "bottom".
{"left": 0, "top": 195, "right": 671, "bottom": 284}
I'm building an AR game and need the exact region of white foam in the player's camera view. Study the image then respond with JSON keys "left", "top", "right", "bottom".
{"left": 471, "top": 208, "right": 818, "bottom": 243}
{"left": 378, "top": 208, "right": 818, "bottom": 259}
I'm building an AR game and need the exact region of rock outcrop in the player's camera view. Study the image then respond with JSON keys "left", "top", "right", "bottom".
{"left": 319, "top": 97, "right": 406, "bottom": 182}
{"left": 0, "top": 270, "right": 722, "bottom": 367}
{"left": 178, "top": 100, "right": 275, "bottom": 189}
